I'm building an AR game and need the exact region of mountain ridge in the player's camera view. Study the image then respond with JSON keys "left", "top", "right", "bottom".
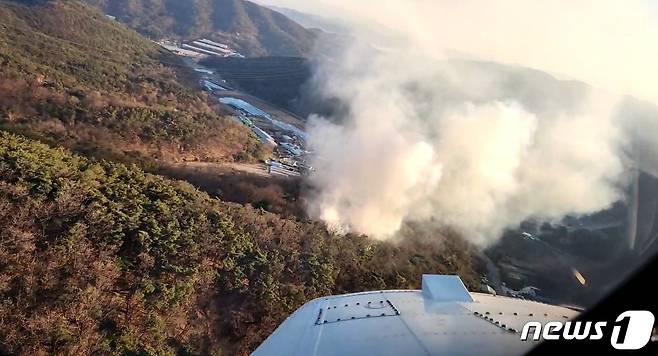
{"left": 267, "top": 5, "right": 351, "bottom": 34}
{"left": 85, "top": 0, "right": 319, "bottom": 57}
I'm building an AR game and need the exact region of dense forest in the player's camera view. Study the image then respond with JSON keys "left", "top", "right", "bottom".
{"left": 0, "top": 131, "right": 478, "bottom": 354}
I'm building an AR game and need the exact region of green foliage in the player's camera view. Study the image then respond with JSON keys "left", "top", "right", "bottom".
{"left": 0, "top": 131, "right": 271, "bottom": 354}
{"left": 0, "top": 131, "right": 478, "bottom": 355}
{"left": 0, "top": 0, "right": 159, "bottom": 90}
{"left": 0, "top": 3, "right": 478, "bottom": 355}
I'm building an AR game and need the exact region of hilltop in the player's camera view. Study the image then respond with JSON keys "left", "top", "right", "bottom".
{"left": 85, "top": 0, "right": 318, "bottom": 57}
{"left": 268, "top": 5, "right": 351, "bottom": 34}
{"left": 0, "top": 0, "right": 267, "bottom": 164}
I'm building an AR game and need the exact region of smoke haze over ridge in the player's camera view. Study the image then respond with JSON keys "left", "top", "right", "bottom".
{"left": 259, "top": 0, "right": 658, "bottom": 244}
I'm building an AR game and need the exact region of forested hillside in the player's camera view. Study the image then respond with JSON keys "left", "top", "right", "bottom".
{"left": 0, "top": 0, "right": 267, "bottom": 165}
{"left": 0, "top": 1, "right": 481, "bottom": 354}
{"left": 85, "top": 0, "right": 318, "bottom": 57}
{"left": 0, "top": 131, "right": 478, "bottom": 354}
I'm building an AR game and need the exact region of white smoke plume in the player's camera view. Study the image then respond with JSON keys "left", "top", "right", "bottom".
{"left": 269, "top": 0, "right": 658, "bottom": 244}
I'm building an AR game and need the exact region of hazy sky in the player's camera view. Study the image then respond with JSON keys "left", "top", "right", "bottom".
{"left": 256, "top": 0, "right": 658, "bottom": 104}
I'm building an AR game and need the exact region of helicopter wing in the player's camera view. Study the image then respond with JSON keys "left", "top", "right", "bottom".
{"left": 253, "top": 274, "right": 578, "bottom": 356}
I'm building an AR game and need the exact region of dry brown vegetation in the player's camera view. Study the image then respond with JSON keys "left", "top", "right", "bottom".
{"left": 0, "top": 131, "right": 478, "bottom": 355}
{"left": 0, "top": 0, "right": 268, "bottom": 166}
{"left": 0, "top": 2, "right": 481, "bottom": 355}
{"left": 157, "top": 162, "right": 305, "bottom": 218}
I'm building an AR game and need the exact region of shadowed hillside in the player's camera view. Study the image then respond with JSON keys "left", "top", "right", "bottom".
{"left": 202, "top": 56, "right": 312, "bottom": 113}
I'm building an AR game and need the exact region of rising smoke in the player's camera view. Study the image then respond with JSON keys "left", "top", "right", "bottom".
{"left": 289, "top": 0, "right": 658, "bottom": 245}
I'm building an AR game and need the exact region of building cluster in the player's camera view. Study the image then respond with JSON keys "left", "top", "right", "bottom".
{"left": 157, "top": 38, "right": 244, "bottom": 58}
{"left": 158, "top": 39, "right": 311, "bottom": 178}
{"left": 218, "top": 97, "right": 312, "bottom": 177}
